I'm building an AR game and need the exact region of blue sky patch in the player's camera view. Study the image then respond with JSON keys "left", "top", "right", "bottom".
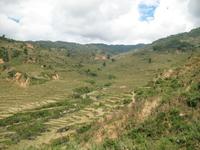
{"left": 138, "top": 3, "right": 158, "bottom": 21}
{"left": 8, "top": 16, "right": 21, "bottom": 23}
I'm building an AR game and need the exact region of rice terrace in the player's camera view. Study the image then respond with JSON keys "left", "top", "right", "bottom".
{"left": 0, "top": 0, "right": 200, "bottom": 149}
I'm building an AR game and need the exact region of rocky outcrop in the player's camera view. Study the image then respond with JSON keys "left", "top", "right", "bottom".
{"left": 95, "top": 55, "right": 107, "bottom": 61}
{"left": 0, "top": 58, "right": 4, "bottom": 64}
{"left": 26, "top": 43, "right": 34, "bottom": 49}
{"left": 52, "top": 73, "right": 59, "bottom": 80}
{"left": 14, "top": 72, "right": 30, "bottom": 88}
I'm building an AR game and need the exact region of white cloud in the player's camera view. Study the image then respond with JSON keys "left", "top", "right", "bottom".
{"left": 0, "top": 0, "right": 199, "bottom": 44}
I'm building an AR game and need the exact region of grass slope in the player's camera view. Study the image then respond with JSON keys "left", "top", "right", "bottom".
{"left": 0, "top": 27, "right": 199, "bottom": 149}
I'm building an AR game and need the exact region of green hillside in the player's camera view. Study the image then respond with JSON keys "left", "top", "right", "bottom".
{"left": 150, "top": 28, "right": 200, "bottom": 52}
{"left": 88, "top": 43, "right": 145, "bottom": 55}
{"left": 0, "top": 27, "right": 199, "bottom": 150}
{"left": 31, "top": 41, "right": 144, "bottom": 55}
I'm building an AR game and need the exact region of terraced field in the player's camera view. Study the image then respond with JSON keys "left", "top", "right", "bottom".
{"left": 0, "top": 73, "right": 84, "bottom": 120}
{"left": 0, "top": 85, "right": 133, "bottom": 149}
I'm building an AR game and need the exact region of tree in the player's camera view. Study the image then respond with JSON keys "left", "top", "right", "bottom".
{"left": 148, "top": 58, "right": 152, "bottom": 63}
{"left": 23, "top": 48, "right": 28, "bottom": 55}
{"left": 103, "top": 62, "right": 106, "bottom": 67}
{"left": 111, "top": 58, "right": 115, "bottom": 62}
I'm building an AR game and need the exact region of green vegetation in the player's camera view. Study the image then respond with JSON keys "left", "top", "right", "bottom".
{"left": 0, "top": 27, "right": 200, "bottom": 149}
{"left": 153, "top": 39, "right": 194, "bottom": 51}
{"left": 0, "top": 48, "right": 9, "bottom": 62}
{"left": 0, "top": 97, "right": 93, "bottom": 145}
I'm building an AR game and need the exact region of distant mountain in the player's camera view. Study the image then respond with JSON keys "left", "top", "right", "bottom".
{"left": 87, "top": 43, "right": 145, "bottom": 55}
{"left": 29, "top": 41, "right": 145, "bottom": 55}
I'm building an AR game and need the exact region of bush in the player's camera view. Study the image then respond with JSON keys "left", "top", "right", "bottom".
{"left": 187, "top": 96, "right": 199, "bottom": 108}
{"left": 184, "top": 84, "right": 200, "bottom": 108}
{"left": 23, "top": 48, "right": 28, "bottom": 55}
{"left": 12, "top": 49, "right": 21, "bottom": 58}
{"left": 104, "top": 82, "right": 112, "bottom": 87}
{"left": 30, "top": 77, "right": 49, "bottom": 85}
{"left": 102, "top": 138, "right": 120, "bottom": 150}
{"left": 135, "top": 87, "right": 156, "bottom": 100}
{"left": 2, "top": 63, "right": 9, "bottom": 71}
{"left": 148, "top": 58, "right": 152, "bottom": 63}
{"left": 77, "top": 124, "right": 91, "bottom": 134}
{"left": 85, "top": 69, "right": 98, "bottom": 77}
{"left": 123, "top": 98, "right": 132, "bottom": 105}
{"left": 103, "top": 62, "right": 106, "bottom": 67}
{"left": 73, "top": 87, "right": 92, "bottom": 95}
{"left": 72, "top": 87, "right": 93, "bottom": 98}
{"left": 0, "top": 48, "right": 9, "bottom": 62}
{"left": 7, "top": 70, "right": 16, "bottom": 78}
{"left": 108, "top": 74, "right": 116, "bottom": 80}
{"left": 85, "top": 79, "right": 96, "bottom": 85}
{"left": 51, "top": 137, "right": 69, "bottom": 146}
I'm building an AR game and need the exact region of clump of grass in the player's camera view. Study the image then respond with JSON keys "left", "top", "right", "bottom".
{"left": 108, "top": 74, "right": 116, "bottom": 80}
{"left": 85, "top": 79, "right": 96, "bottom": 85}
{"left": 77, "top": 124, "right": 91, "bottom": 134}
{"left": 51, "top": 136, "right": 69, "bottom": 146}
{"left": 123, "top": 98, "right": 132, "bottom": 105}
{"left": 30, "top": 77, "right": 49, "bottom": 85}
{"left": 102, "top": 138, "right": 120, "bottom": 150}
{"left": 182, "top": 83, "right": 200, "bottom": 108}
{"left": 104, "top": 82, "right": 112, "bottom": 87}
{"left": 72, "top": 86, "right": 93, "bottom": 98}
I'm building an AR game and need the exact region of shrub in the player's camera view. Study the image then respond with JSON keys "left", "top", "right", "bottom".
{"left": 148, "top": 58, "right": 152, "bottom": 63}
{"left": 85, "top": 69, "right": 98, "bottom": 77}
{"left": 51, "top": 137, "right": 69, "bottom": 146}
{"left": 0, "top": 48, "right": 9, "bottom": 62}
{"left": 108, "top": 74, "right": 116, "bottom": 80}
{"left": 85, "top": 79, "right": 96, "bottom": 85}
{"left": 111, "top": 58, "right": 115, "bottom": 62}
{"left": 123, "top": 98, "right": 132, "bottom": 105}
{"left": 77, "top": 124, "right": 91, "bottom": 134}
{"left": 103, "top": 62, "right": 106, "bottom": 67}
{"left": 7, "top": 70, "right": 16, "bottom": 78}
{"left": 2, "top": 63, "right": 9, "bottom": 71}
{"left": 12, "top": 49, "right": 21, "bottom": 58}
{"left": 186, "top": 96, "right": 199, "bottom": 108}
{"left": 30, "top": 77, "right": 48, "bottom": 85}
{"left": 23, "top": 48, "right": 28, "bottom": 55}
{"left": 72, "top": 87, "right": 93, "bottom": 98}
{"left": 73, "top": 87, "right": 92, "bottom": 95}
{"left": 104, "top": 82, "right": 112, "bottom": 87}
{"left": 102, "top": 138, "right": 120, "bottom": 150}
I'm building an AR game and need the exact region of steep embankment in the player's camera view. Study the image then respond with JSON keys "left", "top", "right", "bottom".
{"left": 89, "top": 54, "right": 200, "bottom": 150}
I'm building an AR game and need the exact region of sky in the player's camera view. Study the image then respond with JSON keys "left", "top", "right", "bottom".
{"left": 0, "top": 0, "right": 200, "bottom": 44}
